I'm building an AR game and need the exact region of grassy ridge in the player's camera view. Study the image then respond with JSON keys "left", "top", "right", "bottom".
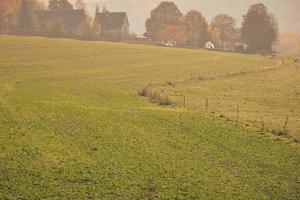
{"left": 0, "top": 36, "right": 299, "bottom": 199}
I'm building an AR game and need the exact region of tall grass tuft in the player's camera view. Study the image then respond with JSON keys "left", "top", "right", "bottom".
{"left": 138, "top": 85, "right": 171, "bottom": 106}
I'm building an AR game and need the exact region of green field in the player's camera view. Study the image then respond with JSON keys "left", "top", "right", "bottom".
{"left": 0, "top": 35, "right": 299, "bottom": 199}
{"left": 161, "top": 53, "right": 300, "bottom": 140}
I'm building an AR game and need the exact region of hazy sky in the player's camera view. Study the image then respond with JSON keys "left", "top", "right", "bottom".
{"left": 47, "top": 0, "right": 300, "bottom": 35}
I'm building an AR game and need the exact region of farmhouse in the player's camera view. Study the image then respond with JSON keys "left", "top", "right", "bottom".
{"left": 48, "top": 0, "right": 73, "bottom": 10}
{"left": 35, "top": 9, "right": 87, "bottom": 35}
{"left": 94, "top": 11, "right": 129, "bottom": 39}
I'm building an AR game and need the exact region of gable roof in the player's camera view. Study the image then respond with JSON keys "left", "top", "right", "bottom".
{"left": 35, "top": 9, "right": 86, "bottom": 30}
{"left": 48, "top": 0, "right": 73, "bottom": 10}
{"left": 95, "top": 12, "right": 129, "bottom": 31}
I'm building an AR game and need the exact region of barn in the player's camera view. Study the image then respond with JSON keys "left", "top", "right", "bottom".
{"left": 93, "top": 11, "right": 129, "bottom": 39}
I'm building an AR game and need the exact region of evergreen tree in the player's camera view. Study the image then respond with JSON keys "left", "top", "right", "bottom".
{"left": 95, "top": 4, "right": 99, "bottom": 14}
{"left": 241, "top": 3, "right": 278, "bottom": 52}
{"left": 18, "top": 0, "right": 37, "bottom": 32}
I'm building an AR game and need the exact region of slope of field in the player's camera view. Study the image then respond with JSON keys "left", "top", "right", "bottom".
{"left": 0, "top": 35, "right": 299, "bottom": 199}
{"left": 161, "top": 53, "right": 300, "bottom": 140}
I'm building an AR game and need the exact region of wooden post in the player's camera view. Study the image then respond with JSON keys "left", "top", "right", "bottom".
{"left": 205, "top": 98, "right": 208, "bottom": 113}
{"left": 180, "top": 113, "right": 183, "bottom": 128}
{"left": 183, "top": 96, "right": 186, "bottom": 108}
{"left": 260, "top": 116, "right": 265, "bottom": 132}
{"left": 146, "top": 85, "right": 150, "bottom": 96}
{"left": 179, "top": 112, "right": 183, "bottom": 129}
{"left": 236, "top": 105, "right": 240, "bottom": 123}
{"left": 283, "top": 116, "right": 289, "bottom": 133}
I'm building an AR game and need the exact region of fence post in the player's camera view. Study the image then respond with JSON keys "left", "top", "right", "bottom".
{"left": 236, "top": 105, "right": 240, "bottom": 123}
{"left": 260, "top": 116, "right": 265, "bottom": 132}
{"left": 183, "top": 96, "right": 186, "bottom": 108}
{"left": 178, "top": 112, "right": 183, "bottom": 129}
{"left": 283, "top": 116, "right": 289, "bottom": 133}
{"left": 205, "top": 98, "right": 208, "bottom": 113}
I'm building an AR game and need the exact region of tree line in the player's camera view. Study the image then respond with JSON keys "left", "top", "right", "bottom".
{"left": 145, "top": 2, "right": 278, "bottom": 52}
{"left": 0, "top": 0, "right": 278, "bottom": 52}
{"left": 0, "top": 0, "right": 44, "bottom": 32}
{"left": 0, "top": 0, "right": 92, "bottom": 38}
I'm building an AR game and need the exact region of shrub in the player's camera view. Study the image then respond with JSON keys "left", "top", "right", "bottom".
{"left": 138, "top": 85, "right": 171, "bottom": 106}
{"left": 138, "top": 85, "right": 151, "bottom": 97}
{"left": 271, "top": 129, "right": 289, "bottom": 137}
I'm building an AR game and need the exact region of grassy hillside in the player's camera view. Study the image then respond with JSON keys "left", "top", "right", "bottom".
{"left": 0, "top": 35, "right": 299, "bottom": 199}
{"left": 160, "top": 53, "right": 300, "bottom": 140}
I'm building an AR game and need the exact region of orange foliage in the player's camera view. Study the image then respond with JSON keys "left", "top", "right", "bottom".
{"left": 0, "top": 0, "right": 18, "bottom": 14}
{"left": 184, "top": 10, "right": 208, "bottom": 47}
{"left": 159, "top": 25, "right": 186, "bottom": 46}
{"left": 0, "top": 0, "right": 44, "bottom": 14}
{"left": 207, "top": 26, "right": 220, "bottom": 47}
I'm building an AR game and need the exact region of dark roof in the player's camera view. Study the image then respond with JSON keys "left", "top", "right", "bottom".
{"left": 48, "top": 0, "right": 73, "bottom": 10}
{"left": 95, "top": 12, "right": 129, "bottom": 31}
{"left": 34, "top": 9, "right": 86, "bottom": 30}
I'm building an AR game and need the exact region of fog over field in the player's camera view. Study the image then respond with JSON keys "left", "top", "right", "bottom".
{"left": 1, "top": 0, "right": 300, "bottom": 199}
{"left": 45, "top": 0, "right": 300, "bottom": 35}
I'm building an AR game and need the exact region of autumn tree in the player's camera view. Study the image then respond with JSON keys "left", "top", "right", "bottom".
{"left": 0, "top": 0, "right": 18, "bottom": 14}
{"left": 0, "top": 0, "right": 44, "bottom": 32}
{"left": 75, "top": 0, "right": 85, "bottom": 9}
{"left": 241, "top": 3, "right": 278, "bottom": 52}
{"left": 145, "top": 1, "right": 183, "bottom": 41}
{"left": 93, "top": 5, "right": 101, "bottom": 36}
{"left": 184, "top": 10, "right": 208, "bottom": 47}
{"left": 207, "top": 26, "right": 220, "bottom": 45}
{"left": 0, "top": 0, "right": 19, "bottom": 31}
{"left": 17, "top": 0, "right": 37, "bottom": 32}
{"left": 24, "top": 0, "right": 46, "bottom": 10}
{"left": 159, "top": 25, "right": 186, "bottom": 46}
{"left": 76, "top": 14, "right": 94, "bottom": 39}
{"left": 211, "top": 14, "right": 239, "bottom": 49}
{"left": 32, "top": 0, "right": 45, "bottom": 10}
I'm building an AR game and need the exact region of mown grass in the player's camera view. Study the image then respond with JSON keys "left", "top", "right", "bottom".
{"left": 0, "top": 35, "right": 299, "bottom": 199}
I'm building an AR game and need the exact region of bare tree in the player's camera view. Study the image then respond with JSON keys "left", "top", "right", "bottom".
{"left": 18, "top": 0, "right": 37, "bottom": 32}
{"left": 75, "top": 0, "right": 85, "bottom": 9}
